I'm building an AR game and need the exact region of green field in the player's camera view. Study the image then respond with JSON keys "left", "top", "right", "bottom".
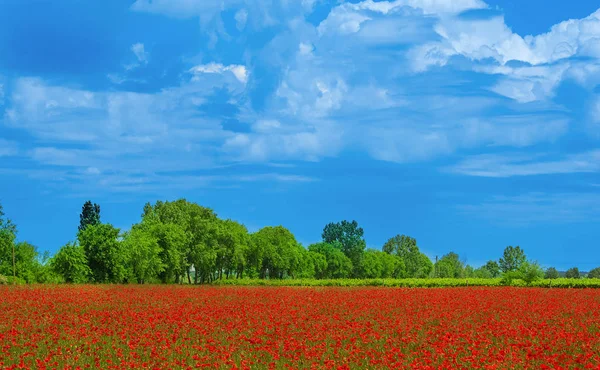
{"left": 210, "top": 277, "right": 600, "bottom": 288}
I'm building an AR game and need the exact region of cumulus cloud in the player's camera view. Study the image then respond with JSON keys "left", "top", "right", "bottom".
{"left": 5, "top": 0, "right": 600, "bottom": 188}
{"left": 190, "top": 63, "right": 248, "bottom": 84}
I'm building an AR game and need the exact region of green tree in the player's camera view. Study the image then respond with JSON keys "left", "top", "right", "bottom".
{"left": 414, "top": 253, "right": 433, "bottom": 278}
{"left": 565, "top": 267, "right": 580, "bottom": 279}
{"left": 79, "top": 201, "right": 101, "bottom": 232}
{"left": 544, "top": 267, "right": 560, "bottom": 279}
{"left": 380, "top": 252, "right": 406, "bottom": 278}
{"left": 216, "top": 219, "right": 251, "bottom": 279}
{"left": 382, "top": 235, "right": 431, "bottom": 278}
{"left": 142, "top": 199, "right": 218, "bottom": 283}
{"left": 251, "top": 226, "right": 302, "bottom": 279}
{"left": 322, "top": 220, "right": 366, "bottom": 277}
{"left": 308, "top": 242, "right": 353, "bottom": 279}
{"left": 434, "top": 252, "right": 465, "bottom": 278}
{"left": 12, "top": 241, "right": 41, "bottom": 283}
{"left": 482, "top": 260, "right": 501, "bottom": 277}
{"left": 360, "top": 249, "right": 385, "bottom": 278}
{"left": 122, "top": 223, "right": 164, "bottom": 284}
{"left": 0, "top": 203, "right": 17, "bottom": 280}
{"left": 499, "top": 246, "right": 526, "bottom": 273}
{"left": 588, "top": 267, "right": 600, "bottom": 279}
{"left": 78, "top": 223, "right": 126, "bottom": 283}
{"left": 51, "top": 242, "right": 91, "bottom": 283}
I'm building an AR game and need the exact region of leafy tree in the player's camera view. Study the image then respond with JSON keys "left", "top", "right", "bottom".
{"left": 414, "top": 253, "right": 434, "bottom": 278}
{"left": 252, "top": 226, "right": 302, "bottom": 279}
{"left": 51, "top": 242, "right": 91, "bottom": 283}
{"left": 308, "top": 242, "right": 353, "bottom": 279}
{"left": 142, "top": 199, "right": 218, "bottom": 283}
{"left": 151, "top": 222, "right": 189, "bottom": 284}
{"left": 78, "top": 223, "right": 126, "bottom": 283}
{"left": 380, "top": 252, "right": 406, "bottom": 278}
{"left": 295, "top": 249, "right": 329, "bottom": 279}
{"left": 322, "top": 220, "right": 366, "bottom": 277}
{"left": 216, "top": 219, "right": 251, "bottom": 279}
{"left": 79, "top": 201, "right": 101, "bottom": 231}
{"left": 463, "top": 265, "right": 475, "bottom": 278}
{"left": 0, "top": 203, "right": 17, "bottom": 279}
{"left": 360, "top": 249, "right": 385, "bottom": 278}
{"left": 588, "top": 267, "right": 600, "bottom": 279}
{"left": 482, "top": 260, "right": 501, "bottom": 278}
{"left": 434, "top": 252, "right": 464, "bottom": 278}
{"left": 122, "top": 224, "right": 164, "bottom": 284}
{"left": 12, "top": 241, "right": 41, "bottom": 283}
{"left": 565, "top": 267, "right": 580, "bottom": 279}
{"left": 544, "top": 267, "right": 560, "bottom": 279}
{"left": 309, "top": 251, "right": 328, "bottom": 279}
{"left": 499, "top": 246, "right": 526, "bottom": 273}
{"left": 520, "top": 261, "right": 544, "bottom": 285}
{"left": 382, "top": 235, "right": 431, "bottom": 278}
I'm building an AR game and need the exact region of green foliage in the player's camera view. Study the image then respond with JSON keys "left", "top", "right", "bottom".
{"left": 482, "top": 260, "right": 501, "bottom": 278}
{"left": 251, "top": 226, "right": 302, "bottom": 279}
{"left": 382, "top": 235, "right": 432, "bottom": 278}
{"left": 322, "top": 220, "right": 366, "bottom": 277}
{"left": 588, "top": 267, "right": 600, "bottom": 279}
{"left": 499, "top": 246, "right": 526, "bottom": 273}
{"left": 12, "top": 241, "right": 40, "bottom": 283}
{"left": 122, "top": 224, "right": 164, "bottom": 284}
{"left": 360, "top": 249, "right": 384, "bottom": 278}
{"left": 51, "top": 242, "right": 90, "bottom": 283}
{"left": 216, "top": 219, "right": 251, "bottom": 279}
{"left": 0, "top": 203, "right": 17, "bottom": 279}
{"left": 434, "top": 252, "right": 464, "bottom": 278}
{"left": 544, "top": 267, "right": 560, "bottom": 279}
{"left": 78, "top": 223, "right": 126, "bottom": 283}
{"left": 519, "top": 261, "right": 545, "bottom": 285}
{"left": 565, "top": 267, "right": 580, "bottom": 279}
{"left": 501, "top": 261, "right": 544, "bottom": 286}
{"left": 79, "top": 201, "right": 101, "bottom": 232}
{"left": 531, "top": 278, "right": 600, "bottom": 288}
{"left": 308, "top": 242, "right": 353, "bottom": 279}
{"left": 211, "top": 278, "right": 504, "bottom": 287}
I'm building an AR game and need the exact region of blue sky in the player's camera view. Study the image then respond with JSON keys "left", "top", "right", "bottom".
{"left": 1, "top": 0, "right": 600, "bottom": 270}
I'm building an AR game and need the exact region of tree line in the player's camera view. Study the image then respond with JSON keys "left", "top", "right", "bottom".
{"left": 1, "top": 199, "right": 599, "bottom": 284}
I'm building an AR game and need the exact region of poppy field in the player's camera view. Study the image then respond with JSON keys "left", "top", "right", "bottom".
{"left": 1, "top": 286, "right": 600, "bottom": 369}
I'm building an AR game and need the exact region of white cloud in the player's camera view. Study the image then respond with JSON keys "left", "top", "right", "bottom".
{"left": 416, "top": 9, "right": 600, "bottom": 68}
{"left": 190, "top": 63, "right": 248, "bottom": 84}
{"left": 222, "top": 122, "right": 342, "bottom": 162}
{"left": 407, "top": 7, "right": 600, "bottom": 102}
{"left": 131, "top": 43, "right": 149, "bottom": 63}
{"left": 446, "top": 151, "right": 600, "bottom": 177}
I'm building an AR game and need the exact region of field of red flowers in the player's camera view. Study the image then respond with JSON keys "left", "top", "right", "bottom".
{"left": 1, "top": 286, "right": 599, "bottom": 369}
